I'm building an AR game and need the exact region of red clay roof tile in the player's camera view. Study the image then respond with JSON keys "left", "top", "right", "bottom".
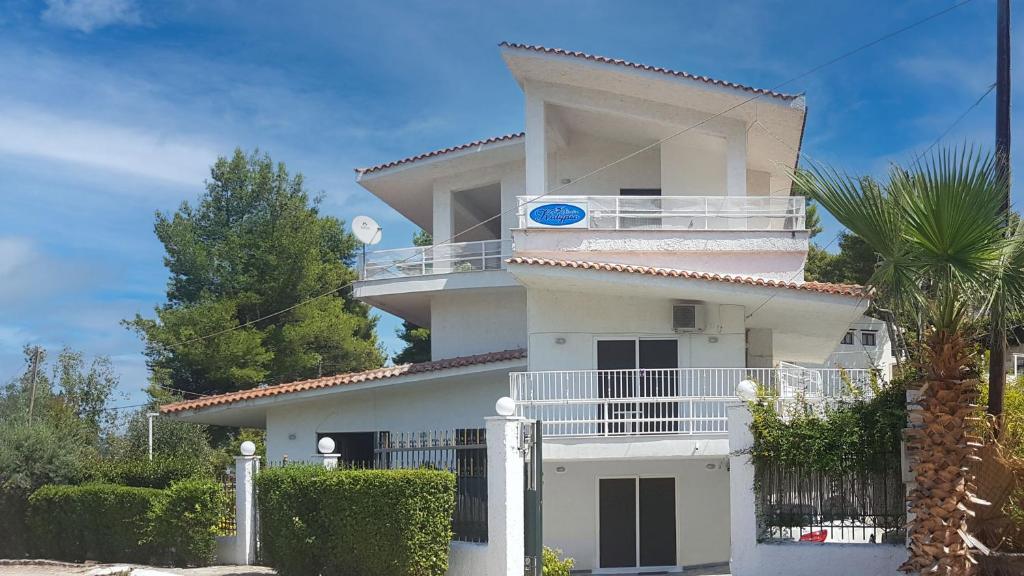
{"left": 355, "top": 132, "right": 525, "bottom": 176}
{"left": 500, "top": 42, "right": 801, "bottom": 102}
{"left": 506, "top": 257, "right": 868, "bottom": 298}
{"left": 160, "top": 348, "right": 527, "bottom": 414}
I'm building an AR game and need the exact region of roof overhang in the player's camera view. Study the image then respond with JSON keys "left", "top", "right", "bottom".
{"left": 500, "top": 43, "right": 806, "bottom": 186}
{"left": 355, "top": 134, "right": 525, "bottom": 232}
{"left": 161, "top": 352, "right": 527, "bottom": 428}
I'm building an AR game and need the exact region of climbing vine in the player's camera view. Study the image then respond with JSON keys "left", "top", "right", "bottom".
{"left": 748, "top": 373, "right": 908, "bottom": 474}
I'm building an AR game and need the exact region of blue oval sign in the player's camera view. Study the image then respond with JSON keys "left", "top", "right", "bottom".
{"left": 529, "top": 203, "right": 586, "bottom": 226}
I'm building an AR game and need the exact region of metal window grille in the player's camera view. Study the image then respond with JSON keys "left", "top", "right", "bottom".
{"left": 374, "top": 429, "right": 488, "bottom": 543}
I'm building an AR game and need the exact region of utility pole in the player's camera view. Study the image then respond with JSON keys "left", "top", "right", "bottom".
{"left": 26, "top": 346, "right": 42, "bottom": 424}
{"left": 989, "top": 0, "right": 1011, "bottom": 417}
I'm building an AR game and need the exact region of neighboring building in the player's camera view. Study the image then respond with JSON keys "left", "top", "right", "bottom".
{"left": 820, "top": 315, "right": 896, "bottom": 379}
{"left": 162, "top": 43, "right": 875, "bottom": 573}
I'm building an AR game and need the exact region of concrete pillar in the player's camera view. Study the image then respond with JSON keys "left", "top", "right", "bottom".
{"left": 725, "top": 126, "right": 748, "bottom": 198}
{"left": 235, "top": 453, "right": 260, "bottom": 565}
{"left": 486, "top": 414, "right": 527, "bottom": 576}
{"left": 524, "top": 88, "right": 547, "bottom": 196}
{"left": 727, "top": 403, "right": 756, "bottom": 576}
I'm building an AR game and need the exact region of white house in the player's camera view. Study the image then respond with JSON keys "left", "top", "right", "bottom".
{"left": 162, "top": 43, "right": 881, "bottom": 574}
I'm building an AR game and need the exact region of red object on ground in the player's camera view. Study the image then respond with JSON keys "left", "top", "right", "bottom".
{"left": 800, "top": 530, "right": 828, "bottom": 542}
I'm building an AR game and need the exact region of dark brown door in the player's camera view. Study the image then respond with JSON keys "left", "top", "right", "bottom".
{"left": 639, "top": 340, "right": 679, "bottom": 433}
{"left": 597, "top": 340, "right": 637, "bottom": 434}
{"left": 599, "top": 478, "right": 637, "bottom": 568}
{"left": 639, "top": 478, "right": 677, "bottom": 566}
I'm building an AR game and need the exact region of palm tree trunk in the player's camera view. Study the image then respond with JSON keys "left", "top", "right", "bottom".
{"left": 902, "top": 331, "right": 984, "bottom": 575}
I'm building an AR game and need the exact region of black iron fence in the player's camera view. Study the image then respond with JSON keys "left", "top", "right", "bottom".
{"left": 755, "top": 451, "right": 906, "bottom": 544}
{"left": 216, "top": 471, "right": 237, "bottom": 536}
{"left": 374, "top": 429, "right": 488, "bottom": 543}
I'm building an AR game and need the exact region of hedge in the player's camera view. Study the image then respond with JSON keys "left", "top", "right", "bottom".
{"left": 90, "top": 456, "right": 213, "bottom": 489}
{"left": 256, "top": 466, "right": 456, "bottom": 576}
{"left": 27, "top": 481, "right": 225, "bottom": 566}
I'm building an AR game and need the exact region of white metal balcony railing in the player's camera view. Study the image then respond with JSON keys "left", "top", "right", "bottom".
{"left": 517, "top": 195, "right": 805, "bottom": 231}
{"left": 360, "top": 239, "right": 509, "bottom": 280}
{"left": 510, "top": 367, "right": 875, "bottom": 438}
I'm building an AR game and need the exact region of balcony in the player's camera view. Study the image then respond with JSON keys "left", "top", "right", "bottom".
{"left": 516, "top": 195, "right": 805, "bottom": 231}
{"left": 360, "top": 239, "right": 510, "bottom": 280}
{"left": 510, "top": 367, "right": 874, "bottom": 438}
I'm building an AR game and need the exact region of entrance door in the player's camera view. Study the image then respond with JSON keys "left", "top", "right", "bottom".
{"left": 599, "top": 477, "right": 678, "bottom": 569}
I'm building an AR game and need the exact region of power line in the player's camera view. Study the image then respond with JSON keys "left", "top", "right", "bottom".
{"left": 745, "top": 78, "right": 1005, "bottom": 322}
{"left": 165, "top": 0, "right": 977, "bottom": 351}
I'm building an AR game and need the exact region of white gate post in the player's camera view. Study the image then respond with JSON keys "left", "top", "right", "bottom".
{"left": 486, "top": 398, "right": 527, "bottom": 576}
{"left": 236, "top": 441, "right": 261, "bottom": 565}
{"left": 728, "top": 403, "right": 757, "bottom": 576}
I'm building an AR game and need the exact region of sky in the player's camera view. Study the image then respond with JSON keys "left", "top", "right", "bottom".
{"left": 0, "top": 0, "right": 1021, "bottom": 408}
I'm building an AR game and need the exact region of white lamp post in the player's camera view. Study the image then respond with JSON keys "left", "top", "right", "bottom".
{"left": 147, "top": 412, "right": 159, "bottom": 460}
{"left": 495, "top": 396, "right": 516, "bottom": 417}
{"left": 318, "top": 436, "right": 339, "bottom": 469}
{"left": 736, "top": 379, "right": 759, "bottom": 403}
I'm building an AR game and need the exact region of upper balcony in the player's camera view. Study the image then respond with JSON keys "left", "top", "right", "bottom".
{"left": 512, "top": 194, "right": 809, "bottom": 281}
{"left": 516, "top": 195, "right": 805, "bottom": 232}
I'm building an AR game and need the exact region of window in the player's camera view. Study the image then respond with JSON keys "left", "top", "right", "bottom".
{"left": 316, "top": 432, "right": 376, "bottom": 467}
{"left": 841, "top": 331, "right": 854, "bottom": 345}
{"left": 861, "top": 331, "right": 877, "bottom": 346}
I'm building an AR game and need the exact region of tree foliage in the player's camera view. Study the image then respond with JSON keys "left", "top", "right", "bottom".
{"left": 127, "top": 149, "right": 386, "bottom": 395}
{"left": 393, "top": 230, "right": 432, "bottom": 364}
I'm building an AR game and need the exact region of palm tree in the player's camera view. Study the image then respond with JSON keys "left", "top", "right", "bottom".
{"left": 793, "top": 147, "right": 1024, "bottom": 575}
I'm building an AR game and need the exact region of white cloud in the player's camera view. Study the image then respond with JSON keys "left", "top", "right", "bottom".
{"left": 42, "top": 0, "right": 141, "bottom": 33}
{"left": 0, "top": 104, "right": 218, "bottom": 186}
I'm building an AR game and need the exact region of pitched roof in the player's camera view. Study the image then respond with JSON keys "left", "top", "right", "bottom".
{"left": 506, "top": 257, "right": 868, "bottom": 298}
{"left": 159, "top": 348, "right": 527, "bottom": 414}
{"left": 355, "top": 132, "right": 525, "bottom": 176}
{"left": 500, "top": 42, "right": 801, "bottom": 102}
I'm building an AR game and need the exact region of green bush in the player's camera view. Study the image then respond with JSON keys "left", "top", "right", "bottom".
{"left": 90, "top": 456, "right": 213, "bottom": 489}
{"left": 153, "top": 480, "right": 227, "bottom": 566}
{"left": 26, "top": 481, "right": 224, "bottom": 566}
{"left": 542, "top": 546, "right": 574, "bottom": 576}
{"left": 256, "top": 465, "right": 456, "bottom": 576}
{"left": 28, "top": 484, "right": 162, "bottom": 563}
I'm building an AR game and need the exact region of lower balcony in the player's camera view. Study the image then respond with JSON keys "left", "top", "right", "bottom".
{"left": 510, "top": 367, "right": 875, "bottom": 439}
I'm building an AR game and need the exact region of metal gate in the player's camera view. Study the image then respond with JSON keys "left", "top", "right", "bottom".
{"left": 523, "top": 419, "right": 543, "bottom": 576}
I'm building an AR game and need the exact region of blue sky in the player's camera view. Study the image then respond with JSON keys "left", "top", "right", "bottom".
{"left": 0, "top": 0, "right": 1019, "bottom": 406}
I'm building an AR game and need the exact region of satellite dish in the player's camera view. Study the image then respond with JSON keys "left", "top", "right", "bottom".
{"left": 352, "top": 215, "right": 382, "bottom": 245}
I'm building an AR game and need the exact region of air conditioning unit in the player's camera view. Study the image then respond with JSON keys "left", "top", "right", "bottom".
{"left": 673, "top": 302, "right": 706, "bottom": 333}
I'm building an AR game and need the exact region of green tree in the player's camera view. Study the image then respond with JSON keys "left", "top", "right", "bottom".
{"left": 795, "top": 147, "right": 1024, "bottom": 573}
{"left": 804, "top": 232, "right": 876, "bottom": 285}
{"left": 393, "top": 230, "right": 432, "bottom": 364}
{"left": 127, "top": 149, "right": 386, "bottom": 396}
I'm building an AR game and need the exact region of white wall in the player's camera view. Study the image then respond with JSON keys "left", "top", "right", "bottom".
{"left": 542, "top": 458, "right": 731, "bottom": 571}
{"left": 433, "top": 160, "right": 525, "bottom": 245}
{"left": 264, "top": 372, "right": 511, "bottom": 462}
{"left": 661, "top": 133, "right": 726, "bottom": 196}
{"left": 549, "top": 136, "right": 661, "bottom": 196}
{"left": 811, "top": 315, "right": 895, "bottom": 378}
{"left": 526, "top": 288, "right": 745, "bottom": 372}
{"left": 430, "top": 289, "right": 527, "bottom": 360}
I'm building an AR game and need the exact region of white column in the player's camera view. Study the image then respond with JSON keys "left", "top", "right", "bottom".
{"left": 486, "top": 414, "right": 527, "bottom": 576}
{"left": 235, "top": 454, "right": 260, "bottom": 565}
{"left": 727, "top": 403, "right": 757, "bottom": 576}
{"left": 524, "top": 88, "right": 547, "bottom": 196}
{"left": 725, "top": 125, "right": 748, "bottom": 198}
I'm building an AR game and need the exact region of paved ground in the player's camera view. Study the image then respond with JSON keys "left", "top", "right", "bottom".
{"left": 0, "top": 562, "right": 276, "bottom": 576}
